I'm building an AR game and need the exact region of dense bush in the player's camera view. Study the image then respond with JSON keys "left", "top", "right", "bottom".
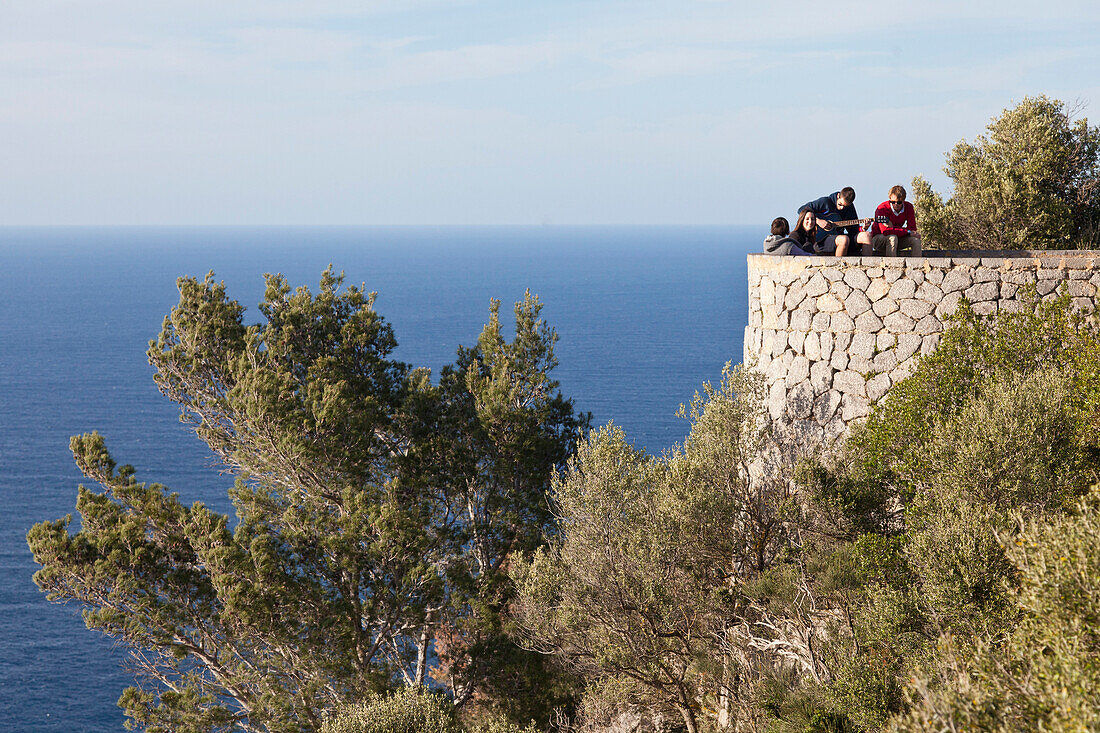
{"left": 913, "top": 95, "right": 1100, "bottom": 249}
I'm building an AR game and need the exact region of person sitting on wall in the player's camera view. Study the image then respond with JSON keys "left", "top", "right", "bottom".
{"left": 798, "top": 186, "right": 872, "bottom": 257}
{"left": 763, "top": 216, "right": 814, "bottom": 255}
{"left": 788, "top": 209, "right": 819, "bottom": 254}
{"left": 869, "top": 184, "right": 922, "bottom": 257}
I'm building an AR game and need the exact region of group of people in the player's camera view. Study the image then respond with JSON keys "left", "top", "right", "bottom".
{"left": 763, "top": 185, "right": 922, "bottom": 258}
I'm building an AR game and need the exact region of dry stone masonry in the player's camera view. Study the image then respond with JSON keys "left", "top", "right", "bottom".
{"left": 744, "top": 251, "right": 1100, "bottom": 447}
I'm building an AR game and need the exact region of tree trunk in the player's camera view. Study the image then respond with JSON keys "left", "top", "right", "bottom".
{"left": 413, "top": 623, "right": 430, "bottom": 687}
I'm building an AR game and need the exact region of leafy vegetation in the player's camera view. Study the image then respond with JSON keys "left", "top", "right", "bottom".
{"left": 28, "top": 270, "right": 587, "bottom": 732}
{"left": 912, "top": 95, "right": 1100, "bottom": 249}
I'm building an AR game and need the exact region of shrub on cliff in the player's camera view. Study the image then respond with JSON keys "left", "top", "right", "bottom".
{"left": 913, "top": 95, "right": 1100, "bottom": 250}
{"left": 783, "top": 296, "right": 1100, "bottom": 730}
{"left": 511, "top": 364, "right": 805, "bottom": 733}
{"left": 892, "top": 486, "right": 1100, "bottom": 733}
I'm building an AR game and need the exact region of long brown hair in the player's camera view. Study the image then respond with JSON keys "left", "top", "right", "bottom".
{"left": 790, "top": 209, "right": 817, "bottom": 246}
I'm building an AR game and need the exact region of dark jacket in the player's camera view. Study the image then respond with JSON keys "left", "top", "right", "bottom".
{"left": 763, "top": 234, "right": 813, "bottom": 256}
{"left": 799, "top": 192, "right": 860, "bottom": 244}
{"left": 788, "top": 228, "right": 821, "bottom": 254}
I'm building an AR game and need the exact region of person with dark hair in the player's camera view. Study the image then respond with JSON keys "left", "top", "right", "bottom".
{"left": 798, "top": 187, "right": 872, "bottom": 256}
{"left": 869, "top": 184, "right": 922, "bottom": 257}
{"left": 763, "top": 216, "right": 814, "bottom": 255}
{"left": 788, "top": 209, "right": 818, "bottom": 253}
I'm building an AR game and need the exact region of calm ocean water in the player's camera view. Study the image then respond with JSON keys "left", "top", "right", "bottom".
{"left": 0, "top": 226, "right": 755, "bottom": 731}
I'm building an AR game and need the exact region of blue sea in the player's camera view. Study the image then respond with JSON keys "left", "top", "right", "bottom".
{"left": 0, "top": 226, "right": 755, "bottom": 731}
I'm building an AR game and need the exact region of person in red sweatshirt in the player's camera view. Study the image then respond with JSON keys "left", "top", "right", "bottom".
{"left": 868, "top": 184, "right": 922, "bottom": 257}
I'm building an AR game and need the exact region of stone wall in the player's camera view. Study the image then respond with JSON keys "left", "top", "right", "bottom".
{"left": 744, "top": 251, "right": 1100, "bottom": 447}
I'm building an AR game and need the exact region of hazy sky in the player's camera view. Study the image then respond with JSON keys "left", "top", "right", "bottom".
{"left": 2, "top": 0, "right": 1099, "bottom": 224}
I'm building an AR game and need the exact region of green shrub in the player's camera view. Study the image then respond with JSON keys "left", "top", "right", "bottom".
{"left": 322, "top": 689, "right": 459, "bottom": 733}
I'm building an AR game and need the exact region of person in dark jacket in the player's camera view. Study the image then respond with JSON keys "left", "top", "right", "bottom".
{"left": 788, "top": 209, "right": 818, "bottom": 254}
{"left": 798, "top": 186, "right": 872, "bottom": 256}
{"left": 762, "top": 217, "right": 813, "bottom": 256}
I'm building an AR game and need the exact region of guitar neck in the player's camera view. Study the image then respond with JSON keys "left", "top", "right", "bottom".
{"left": 830, "top": 218, "right": 866, "bottom": 228}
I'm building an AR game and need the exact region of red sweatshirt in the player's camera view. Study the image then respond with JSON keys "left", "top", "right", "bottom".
{"left": 872, "top": 201, "right": 917, "bottom": 237}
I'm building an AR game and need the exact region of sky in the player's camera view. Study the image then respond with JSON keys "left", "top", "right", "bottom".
{"left": 1, "top": 0, "right": 1099, "bottom": 225}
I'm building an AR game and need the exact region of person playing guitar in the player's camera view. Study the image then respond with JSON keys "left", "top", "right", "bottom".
{"left": 797, "top": 186, "right": 872, "bottom": 257}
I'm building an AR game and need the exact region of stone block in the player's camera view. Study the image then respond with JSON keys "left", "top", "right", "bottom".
{"left": 972, "top": 301, "right": 997, "bottom": 316}
{"left": 1000, "top": 282, "right": 1019, "bottom": 299}
{"left": 973, "top": 268, "right": 1001, "bottom": 283}
{"left": 1072, "top": 297, "right": 1096, "bottom": 312}
{"left": 877, "top": 332, "right": 896, "bottom": 351}
{"left": 822, "top": 267, "right": 844, "bottom": 282}
{"left": 916, "top": 281, "right": 944, "bottom": 303}
{"left": 831, "top": 280, "right": 852, "bottom": 300}
{"left": 835, "top": 332, "right": 852, "bottom": 351}
{"left": 787, "top": 356, "right": 811, "bottom": 388}
{"left": 850, "top": 332, "right": 876, "bottom": 360}
{"left": 909, "top": 269, "right": 926, "bottom": 286}
{"left": 814, "top": 390, "right": 842, "bottom": 422}
{"left": 824, "top": 415, "right": 848, "bottom": 442}
{"left": 841, "top": 394, "right": 871, "bottom": 421}
{"left": 768, "top": 381, "right": 787, "bottom": 419}
{"left": 788, "top": 330, "right": 806, "bottom": 354}
{"left": 926, "top": 268, "right": 945, "bottom": 285}
{"left": 883, "top": 311, "right": 916, "bottom": 333}
{"left": 831, "top": 311, "right": 855, "bottom": 333}
{"left": 772, "top": 333, "right": 788, "bottom": 357}
{"left": 833, "top": 370, "right": 867, "bottom": 397}
{"left": 787, "top": 381, "right": 814, "bottom": 419}
{"left": 760, "top": 277, "right": 775, "bottom": 305}
{"left": 873, "top": 349, "right": 898, "bottom": 374}
{"left": 784, "top": 284, "right": 806, "bottom": 310}
{"left": 866, "top": 372, "right": 892, "bottom": 402}
{"left": 817, "top": 293, "right": 844, "bottom": 313}
{"left": 848, "top": 355, "right": 873, "bottom": 373}
{"left": 1000, "top": 299, "right": 1024, "bottom": 314}
{"left": 803, "top": 331, "right": 820, "bottom": 361}
{"left": 767, "top": 352, "right": 792, "bottom": 381}
{"left": 888, "top": 278, "right": 917, "bottom": 300}
{"left": 844, "top": 268, "right": 871, "bottom": 290}
{"left": 964, "top": 281, "right": 1000, "bottom": 302}
{"left": 790, "top": 309, "right": 812, "bottom": 331}
{"left": 936, "top": 290, "right": 963, "bottom": 318}
{"left": 844, "top": 290, "right": 872, "bottom": 317}
{"left": 830, "top": 349, "right": 849, "bottom": 371}
{"left": 896, "top": 334, "right": 922, "bottom": 362}
{"left": 812, "top": 312, "right": 831, "bottom": 332}
{"left": 774, "top": 284, "right": 788, "bottom": 308}
{"left": 775, "top": 271, "right": 799, "bottom": 287}
{"left": 805, "top": 272, "right": 829, "bottom": 297}
{"left": 884, "top": 267, "right": 903, "bottom": 283}
{"left": 1037, "top": 268, "right": 1063, "bottom": 280}
{"left": 953, "top": 257, "right": 981, "bottom": 268}
{"left": 1067, "top": 280, "right": 1096, "bottom": 298}
{"left": 900, "top": 299, "right": 935, "bottom": 319}
{"left": 1037, "top": 279, "right": 1060, "bottom": 296}
{"left": 873, "top": 297, "right": 899, "bottom": 317}
{"left": 866, "top": 277, "right": 890, "bottom": 301}
{"left": 810, "top": 361, "right": 834, "bottom": 395}
{"left": 980, "top": 257, "right": 1004, "bottom": 268}
{"left": 855, "top": 310, "right": 884, "bottom": 332}
{"left": 1005, "top": 271, "right": 1037, "bottom": 285}
{"left": 819, "top": 332, "right": 834, "bottom": 362}
{"left": 914, "top": 315, "right": 943, "bottom": 335}
{"left": 941, "top": 269, "right": 971, "bottom": 294}
{"left": 866, "top": 267, "right": 884, "bottom": 278}
{"left": 921, "top": 333, "right": 942, "bottom": 356}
